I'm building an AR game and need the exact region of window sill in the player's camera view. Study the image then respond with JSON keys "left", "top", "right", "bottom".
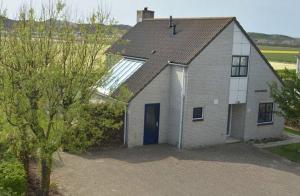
{"left": 257, "top": 122, "right": 274, "bottom": 126}
{"left": 193, "top": 118, "right": 204, "bottom": 122}
{"left": 230, "top": 76, "right": 248, "bottom": 78}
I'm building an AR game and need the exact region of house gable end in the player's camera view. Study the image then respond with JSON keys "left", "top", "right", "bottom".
{"left": 233, "top": 19, "right": 283, "bottom": 86}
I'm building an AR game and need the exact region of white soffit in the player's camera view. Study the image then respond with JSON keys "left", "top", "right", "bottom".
{"left": 97, "top": 58, "right": 145, "bottom": 95}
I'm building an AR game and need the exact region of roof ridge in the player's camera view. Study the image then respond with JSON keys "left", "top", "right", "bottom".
{"left": 144, "top": 16, "right": 235, "bottom": 21}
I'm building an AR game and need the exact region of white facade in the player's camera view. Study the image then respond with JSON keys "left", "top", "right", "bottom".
{"left": 121, "top": 21, "right": 284, "bottom": 148}
{"left": 229, "top": 24, "right": 250, "bottom": 104}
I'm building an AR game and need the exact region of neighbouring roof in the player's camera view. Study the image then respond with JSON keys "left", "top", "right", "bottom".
{"left": 107, "top": 17, "right": 235, "bottom": 97}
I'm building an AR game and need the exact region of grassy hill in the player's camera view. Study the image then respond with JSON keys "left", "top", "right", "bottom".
{"left": 249, "top": 32, "right": 300, "bottom": 48}
{"left": 259, "top": 45, "right": 299, "bottom": 64}
{"left": 248, "top": 33, "right": 299, "bottom": 66}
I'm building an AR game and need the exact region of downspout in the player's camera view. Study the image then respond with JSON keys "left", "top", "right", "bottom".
{"left": 178, "top": 67, "right": 187, "bottom": 149}
{"left": 123, "top": 105, "right": 128, "bottom": 146}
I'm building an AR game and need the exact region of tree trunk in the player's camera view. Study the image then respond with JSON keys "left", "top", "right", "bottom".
{"left": 19, "top": 127, "right": 30, "bottom": 196}
{"left": 22, "top": 153, "right": 30, "bottom": 196}
{"left": 39, "top": 156, "right": 52, "bottom": 196}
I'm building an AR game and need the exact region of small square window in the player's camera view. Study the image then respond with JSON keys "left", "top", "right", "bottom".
{"left": 193, "top": 107, "right": 203, "bottom": 121}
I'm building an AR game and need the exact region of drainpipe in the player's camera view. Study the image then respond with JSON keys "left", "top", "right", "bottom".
{"left": 123, "top": 105, "right": 128, "bottom": 146}
{"left": 178, "top": 67, "right": 187, "bottom": 149}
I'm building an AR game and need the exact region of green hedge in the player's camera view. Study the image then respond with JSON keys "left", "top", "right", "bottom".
{"left": 0, "top": 160, "right": 26, "bottom": 195}
{"left": 62, "top": 102, "right": 124, "bottom": 153}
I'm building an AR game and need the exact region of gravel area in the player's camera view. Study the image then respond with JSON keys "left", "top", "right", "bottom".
{"left": 52, "top": 143, "right": 300, "bottom": 196}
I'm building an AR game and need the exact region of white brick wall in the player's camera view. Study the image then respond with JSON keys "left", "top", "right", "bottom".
{"left": 243, "top": 45, "right": 285, "bottom": 140}
{"left": 182, "top": 23, "right": 234, "bottom": 148}
{"left": 127, "top": 66, "right": 171, "bottom": 147}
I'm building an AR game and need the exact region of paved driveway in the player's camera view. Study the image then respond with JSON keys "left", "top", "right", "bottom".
{"left": 52, "top": 143, "right": 300, "bottom": 196}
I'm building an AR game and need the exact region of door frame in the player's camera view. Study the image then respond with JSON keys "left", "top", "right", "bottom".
{"left": 226, "top": 104, "right": 233, "bottom": 136}
{"left": 143, "top": 103, "right": 160, "bottom": 145}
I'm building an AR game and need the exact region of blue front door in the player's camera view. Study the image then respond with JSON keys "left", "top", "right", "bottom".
{"left": 143, "top": 103, "right": 160, "bottom": 145}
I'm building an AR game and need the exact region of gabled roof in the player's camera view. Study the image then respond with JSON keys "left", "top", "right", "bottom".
{"left": 107, "top": 17, "right": 235, "bottom": 97}
{"left": 107, "top": 17, "right": 283, "bottom": 101}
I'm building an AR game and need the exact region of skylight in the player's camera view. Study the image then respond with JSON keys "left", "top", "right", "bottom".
{"left": 97, "top": 58, "right": 145, "bottom": 95}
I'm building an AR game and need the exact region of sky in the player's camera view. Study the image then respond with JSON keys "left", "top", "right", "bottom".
{"left": 1, "top": 0, "right": 299, "bottom": 37}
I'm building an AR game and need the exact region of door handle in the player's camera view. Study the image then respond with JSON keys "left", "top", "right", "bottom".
{"left": 156, "top": 122, "right": 159, "bottom": 127}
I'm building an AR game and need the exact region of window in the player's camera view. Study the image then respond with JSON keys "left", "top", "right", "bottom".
{"left": 97, "top": 58, "right": 145, "bottom": 95}
{"left": 193, "top": 107, "right": 203, "bottom": 121}
{"left": 258, "top": 103, "right": 273, "bottom": 124}
{"left": 231, "top": 56, "right": 249, "bottom": 77}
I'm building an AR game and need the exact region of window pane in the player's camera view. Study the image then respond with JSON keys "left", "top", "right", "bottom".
{"left": 258, "top": 112, "right": 265, "bottom": 123}
{"left": 232, "top": 57, "right": 240, "bottom": 66}
{"left": 266, "top": 103, "right": 273, "bottom": 112}
{"left": 231, "top": 66, "right": 239, "bottom": 76}
{"left": 193, "top": 107, "right": 203, "bottom": 119}
{"left": 259, "top": 103, "right": 266, "bottom": 113}
{"left": 239, "top": 66, "right": 248, "bottom": 76}
{"left": 240, "top": 57, "right": 248, "bottom": 66}
{"left": 266, "top": 112, "right": 272, "bottom": 122}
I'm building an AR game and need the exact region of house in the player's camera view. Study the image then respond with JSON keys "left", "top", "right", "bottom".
{"left": 95, "top": 8, "right": 285, "bottom": 148}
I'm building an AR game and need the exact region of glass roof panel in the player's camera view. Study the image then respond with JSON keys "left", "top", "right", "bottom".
{"left": 97, "top": 58, "right": 145, "bottom": 95}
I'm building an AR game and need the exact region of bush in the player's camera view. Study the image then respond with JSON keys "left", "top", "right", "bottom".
{"left": 0, "top": 160, "right": 26, "bottom": 195}
{"left": 0, "top": 187, "right": 22, "bottom": 196}
{"left": 62, "top": 102, "right": 124, "bottom": 153}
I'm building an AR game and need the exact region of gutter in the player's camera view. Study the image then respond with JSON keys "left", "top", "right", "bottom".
{"left": 168, "top": 61, "right": 188, "bottom": 67}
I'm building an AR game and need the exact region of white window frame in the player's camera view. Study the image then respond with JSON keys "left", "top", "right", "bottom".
{"left": 193, "top": 107, "right": 204, "bottom": 121}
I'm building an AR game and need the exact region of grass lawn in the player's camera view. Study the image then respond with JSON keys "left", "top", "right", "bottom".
{"left": 270, "top": 62, "right": 295, "bottom": 70}
{"left": 269, "top": 143, "right": 300, "bottom": 163}
{"left": 264, "top": 53, "right": 297, "bottom": 64}
{"left": 258, "top": 45, "right": 299, "bottom": 64}
{"left": 259, "top": 45, "right": 300, "bottom": 51}
{"left": 284, "top": 127, "right": 300, "bottom": 136}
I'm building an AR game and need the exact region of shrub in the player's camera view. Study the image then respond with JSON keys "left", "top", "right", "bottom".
{"left": 0, "top": 160, "right": 26, "bottom": 195}
{"left": 0, "top": 187, "right": 22, "bottom": 196}
{"left": 62, "top": 102, "right": 124, "bottom": 153}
